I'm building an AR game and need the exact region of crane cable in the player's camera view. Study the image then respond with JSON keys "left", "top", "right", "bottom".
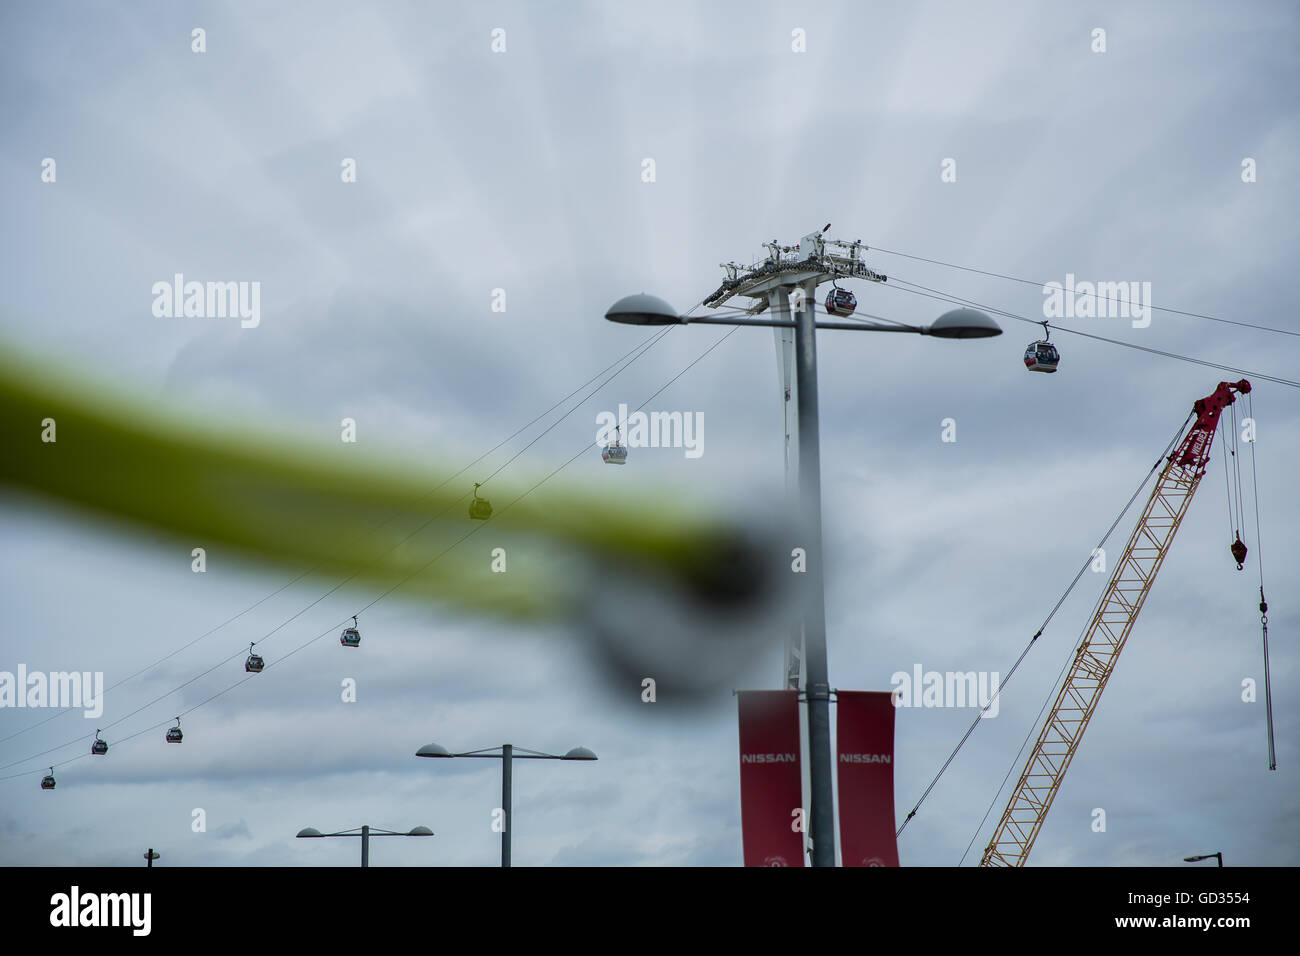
{"left": 1217, "top": 398, "right": 1273, "bottom": 770}
{"left": 1246, "top": 392, "right": 1276, "bottom": 770}
{"left": 1222, "top": 413, "right": 1248, "bottom": 569}
{"left": 1221, "top": 426, "right": 1237, "bottom": 553}
{"left": 896, "top": 411, "right": 1194, "bottom": 840}
{"left": 1231, "top": 403, "right": 1247, "bottom": 542}
{"left": 958, "top": 390, "right": 1273, "bottom": 862}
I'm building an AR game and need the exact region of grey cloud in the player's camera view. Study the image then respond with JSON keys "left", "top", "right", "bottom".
{"left": 1, "top": 0, "right": 1297, "bottom": 867}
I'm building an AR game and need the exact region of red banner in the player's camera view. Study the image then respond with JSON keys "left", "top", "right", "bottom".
{"left": 737, "top": 690, "right": 805, "bottom": 866}
{"left": 836, "top": 691, "right": 900, "bottom": 866}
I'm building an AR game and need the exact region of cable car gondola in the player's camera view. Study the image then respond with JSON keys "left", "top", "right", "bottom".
{"left": 601, "top": 426, "right": 628, "bottom": 465}
{"left": 340, "top": 615, "right": 361, "bottom": 648}
{"left": 824, "top": 283, "right": 857, "bottom": 318}
{"left": 469, "top": 482, "right": 492, "bottom": 520}
{"left": 245, "top": 642, "right": 265, "bottom": 673}
{"left": 166, "top": 718, "right": 183, "bottom": 743}
{"left": 41, "top": 767, "right": 56, "bottom": 790}
{"left": 1023, "top": 325, "right": 1060, "bottom": 373}
{"left": 91, "top": 731, "right": 108, "bottom": 756}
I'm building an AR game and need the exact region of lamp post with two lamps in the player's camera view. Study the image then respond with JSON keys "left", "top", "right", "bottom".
{"left": 603, "top": 228, "right": 1002, "bottom": 866}
{"left": 416, "top": 743, "right": 597, "bottom": 867}
{"left": 296, "top": 825, "right": 433, "bottom": 867}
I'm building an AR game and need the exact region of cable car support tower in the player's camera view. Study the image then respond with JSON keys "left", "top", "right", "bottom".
{"left": 702, "top": 226, "right": 887, "bottom": 862}
{"left": 702, "top": 228, "right": 887, "bottom": 693}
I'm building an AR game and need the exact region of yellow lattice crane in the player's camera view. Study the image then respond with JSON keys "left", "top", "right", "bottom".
{"left": 980, "top": 379, "right": 1253, "bottom": 867}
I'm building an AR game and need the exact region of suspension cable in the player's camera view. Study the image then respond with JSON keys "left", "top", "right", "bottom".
{"left": 896, "top": 412, "right": 1193, "bottom": 840}
{"left": 953, "top": 414, "right": 1193, "bottom": 864}
{"left": 0, "top": 326, "right": 673, "bottom": 748}
{"left": 879, "top": 277, "right": 1300, "bottom": 389}
{"left": 0, "top": 320, "right": 735, "bottom": 782}
{"left": 866, "top": 245, "right": 1300, "bottom": 339}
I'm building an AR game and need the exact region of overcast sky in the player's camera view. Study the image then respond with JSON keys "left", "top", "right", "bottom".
{"left": 2, "top": 0, "right": 1297, "bottom": 867}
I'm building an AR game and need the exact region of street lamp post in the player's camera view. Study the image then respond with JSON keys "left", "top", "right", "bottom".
{"left": 791, "top": 276, "right": 835, "bottom": 865}
{"left": 1184, "top": 851, "right": 1224, "bottom": 867}
{"left": 143, "top": 848, "right": 159, "bottom": 867}
{"left": 603, "top": 230, "right": 1001, "bottom": 867}
{"left": 296, "top": 825, "right": 433, "bottom": 867}
{"left": 502, "top": 744, "right": 512, "bottom": 867}
{"left": 415, "top": 743, "right": 597, "bottom": 867}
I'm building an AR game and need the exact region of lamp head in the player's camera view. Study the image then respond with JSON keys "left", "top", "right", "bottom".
{"left": 927, "top": 308, "right": 1002, "bottom": 338}
{"left": 604, "top": 293, "right": 681, "bottom": 326}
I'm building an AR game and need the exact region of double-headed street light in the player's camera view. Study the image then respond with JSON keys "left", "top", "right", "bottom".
{"left": 605, "top": 292, "right": 1000, "bottom": 338}
{"left": 416, "top": 743, "right": 597, "bottom": 867}
{"left": 296, "top": 824, "right": 433, "bottom": 867}
{"left": 605, "top": 234, "right": 1000, "bottom": 867}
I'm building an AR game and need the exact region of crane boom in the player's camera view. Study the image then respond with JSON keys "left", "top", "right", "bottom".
{"left": 980, "top": 380, "right": 1250, "bottom": 867}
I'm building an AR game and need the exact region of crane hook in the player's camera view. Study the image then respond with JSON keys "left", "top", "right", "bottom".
{"left": 1230, "top": 533, "right": 1247, "bottom": 570}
